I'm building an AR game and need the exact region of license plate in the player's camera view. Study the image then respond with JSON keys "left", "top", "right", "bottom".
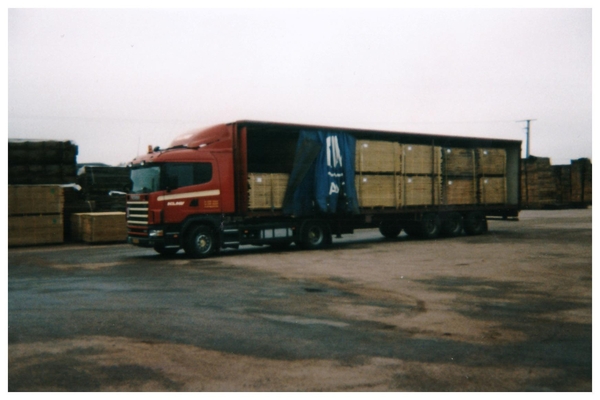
{"left": 132, "top": 238, "right": 139, "bottom": 244}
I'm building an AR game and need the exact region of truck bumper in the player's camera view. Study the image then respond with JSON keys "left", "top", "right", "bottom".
{"left": 127, "top": 236, "right": 162, "bottom": 248}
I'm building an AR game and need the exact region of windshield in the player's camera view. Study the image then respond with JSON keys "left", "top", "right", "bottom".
{"left": 130, "top": 166, "right": 161, "bottom": 194}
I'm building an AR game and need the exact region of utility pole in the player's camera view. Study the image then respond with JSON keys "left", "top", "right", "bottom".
{"left": 517, "top": 119, "right": 536, "bottom": 158}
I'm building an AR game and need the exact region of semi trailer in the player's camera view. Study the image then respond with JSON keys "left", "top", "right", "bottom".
{"left": 126, "top": 120, "right": 521, "bottom": 257}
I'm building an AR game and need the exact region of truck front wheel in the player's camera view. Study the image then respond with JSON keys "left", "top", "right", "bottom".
{"left": 184, "top": 225, "right": 218, "bottom": 258}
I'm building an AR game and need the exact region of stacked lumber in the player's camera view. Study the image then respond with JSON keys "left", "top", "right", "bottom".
{"left": 444, "top": 178, "right": 477, "bottom": 205}
{"left": 553, "top": 165, "right": 572, "bottom": 205}
{"left": 355, "top": 175, "right": 400, "bottom": 208}
{"left": 9, "top": 139, "right": 78, "bottom": 184}
{"left": 402, "top": 176, "right": 441, "bottom": 206}
{"left": 355, "top": 140, "right": 401, "bottom": 173}
{"left": 401, "top": 144, "right": 442, "bottom": 175}
{"left": 443, "top": 148, "right": 476, "bottom": 176}
{"left": 570, "top": 158, "right": 592, "bottom": 205}
{"left": 478, "top": 149, "right": 506, "bottom": 175}
{"left": 355, "top": 140, "right": 442, "bottom": 208}
{"left": 70, "top": 212, "right": 127, "bottom": 243}
{"left": 248, "top": 173, "right": 290, "bottom": 210}
{"left": 8, "top": 185, "right": 64, "bottom": 246}
{"left": 77, "top": 165, "right": 130, "bottom": 211}
{"left": 520, "top": 156, "right": 557, "bottom": 208}
{"left": 480, "top": 177, "right": 506, "bottom": 204}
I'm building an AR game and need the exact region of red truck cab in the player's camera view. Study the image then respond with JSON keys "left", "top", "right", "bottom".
{"left": 127, "top": 124, "right": 236, "bottom": 255}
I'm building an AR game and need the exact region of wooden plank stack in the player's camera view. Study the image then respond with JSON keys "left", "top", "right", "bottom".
{"left": 247, "top": 173, "right": 290, "bottom": 210}
{"left": 480, "top": 177, "right": 507, "bottom": 204}
{"left": 355, "top": 175, "right": 400, "bottom": 208}
{"left": 403, "top": 176, "right": 441, "bottom": 206}
{"left": 9, "top": 140, "right": 78, "bottom": 185}
{"left": 570, "top": 158, "right": 592, "bottom": 205}
{"left": 8, "top": 185, "right": 65, "bottom": 246}
{"left": 77, "top": 165, "right": 130, "bottom": 211}
{"left": 70, "top": 212, "right": 127, "bottom": 243}
{"left": 355, "top": 140, "right": 442, "bottom": 208}
{"left": 520, "top": 156, "right": 557, "bottom": 208}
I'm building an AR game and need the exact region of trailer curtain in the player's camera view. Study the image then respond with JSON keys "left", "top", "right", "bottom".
{"left": 283, "top": 130, "right": 359, "bottom": 216}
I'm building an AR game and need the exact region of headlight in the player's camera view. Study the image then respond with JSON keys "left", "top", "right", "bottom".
{"left": 149, "top": 230, "right": 164, "bottom": 237}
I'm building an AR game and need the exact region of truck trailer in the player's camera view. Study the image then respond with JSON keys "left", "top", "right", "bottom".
{"left": 126, "top": 120, "right": 521, "bottom": 257}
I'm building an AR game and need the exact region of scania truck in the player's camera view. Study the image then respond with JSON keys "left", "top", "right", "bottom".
{"left": 126, "top": 120, "right": 521, "bottom": 257}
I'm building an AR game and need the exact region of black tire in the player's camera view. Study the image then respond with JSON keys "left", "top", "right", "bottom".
{"left": 464, "top": 211, "right": 488, "bottom": 235}
{"left": 440, "top": 212, "right": 464, "bottom": 237}
{"left": 184, "top": 225, "right": 218, "bottom": 258}
{"left": 153, "top": 245, "right": 180, "bottom": 256}
{"left": 379, "top": 222, "right": 402, "bottom": 239}
{"left": 418, "top": 213, "right": 441, "bottom": 239}
{"left": 298, "top": 222, "right": 331, "bottom": 250}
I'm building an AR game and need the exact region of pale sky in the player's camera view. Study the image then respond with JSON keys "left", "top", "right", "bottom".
{"left": 7, "top": 7, "right": 593, "bottom": 166}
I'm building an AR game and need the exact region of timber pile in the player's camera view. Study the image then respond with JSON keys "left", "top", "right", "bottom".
{"left": 355, "top": 175, "right": 400, "bottom": 208}
{"left": 401, "top": 144, "right": 442, "bottom": 175}
{"left": 8, "top": 185, "right": 64, "bottom": 246}
{"left": 444, "top": 178, "right": 477, "bottom": 205}
{"left": 8, "top": 139, "right": 78, "bottom": 184}
{"left": 355, "top": 140, "right": 401, "bottom": 173}
{"left": 443, "top": 148, "right": 476, "bottom": 176}
{"left": 570, "top": 158, "right": 592, "bottom": 205}
{"left": 77, "top": 166, "right": 130, "bottom": 211}
{"left": 402, "top": 176, "right": 441, "bottom": 206}
{"left": 553, "top": 165, "right": 572, "bottom": 205}
{"left": 520, "top": 156, "right": 557, "bottom": 208}
{"left": 480, "top": 177, "right": 506, "bottom": 204}
{"left": 248, "top": 173, "right": 290, "bottom": 210}
{"left": 478, "top": 149, "right": 506, "bottom": 175}
{"left": 70, "top": 212, "right": 127, "bottom": 243}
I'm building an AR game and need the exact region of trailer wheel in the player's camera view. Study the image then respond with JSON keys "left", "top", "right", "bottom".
{"left": 184, "top": 225, "right": 218, "bottom": 258}
{"left": 153, "top": 245, "right": 180, "bottom": 256}
{"left": 440, "top": 212, "right": 464, "bottom": 237}
{"left": 464, "top": 211, "right": 487, "bottom": 235}
{"left": 419, "top": 213, "right": 441, "bottom": 239}
{"left": 379, "top": 222, "right": 402, "bottom": 239}
{"left": 298, "top": 222, "right": 331, "bottom": 250}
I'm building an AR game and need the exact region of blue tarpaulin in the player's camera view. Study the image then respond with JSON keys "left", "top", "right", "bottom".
{"left": 283, "top": 130, "right": 359, "bottom": 216}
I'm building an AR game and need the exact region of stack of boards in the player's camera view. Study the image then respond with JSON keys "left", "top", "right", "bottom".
{"left": 70, "top": 212, "right": 127, "bottom": 243}
{"left": 8, "top": 185, "right": 127, "bottom": 246}
{"left": 8, "top": 185, "right": 65, "bottom": 246}
{"left": 9, "top": 140, "right": 78, "bottom": 185}
{"left": 247, "top": 139, "right": 507, "bottom": 211}
{"left": 354, "top": 140, "right": 507, "bottom": 208}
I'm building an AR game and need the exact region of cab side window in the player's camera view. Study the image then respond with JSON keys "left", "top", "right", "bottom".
{"left": 165, "top": 163, "right": 213, "bottom": 189}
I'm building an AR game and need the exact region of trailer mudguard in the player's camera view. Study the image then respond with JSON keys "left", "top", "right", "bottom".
{"left": 283, "top": 130, "right": 359, "bottom": 216}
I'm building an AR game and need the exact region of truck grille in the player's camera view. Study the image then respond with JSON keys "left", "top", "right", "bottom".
{"left": 127, "top": 200, "right": 149, "bottom": 228}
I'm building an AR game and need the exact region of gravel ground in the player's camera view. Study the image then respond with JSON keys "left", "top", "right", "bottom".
{"left": 7, "top": 209, "right": 592, "bottom": 391}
